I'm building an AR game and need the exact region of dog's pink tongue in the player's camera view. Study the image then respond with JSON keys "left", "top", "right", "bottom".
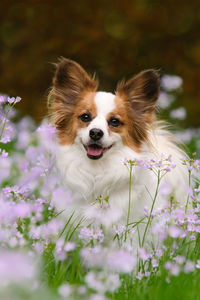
{"left": 87, "top": 145, "right": 103, "bottom": 157}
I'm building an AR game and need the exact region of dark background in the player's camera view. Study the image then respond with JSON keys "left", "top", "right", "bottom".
{"left": 0, "top": 0, "right": 200, "bottom": 127}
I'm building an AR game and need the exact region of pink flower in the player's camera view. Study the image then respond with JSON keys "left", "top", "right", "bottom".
{"left": 64, "top": 242, "right": 76, "bottom": 252}
{"left": 196, "top": 260, "right": 200, "bottom": 269}
{"left": 85, "top": 271, "right": 120, "bottom": 294}
{"left": 107, "top": 250, "right": 136, "bottom": 273}
{"left": 0, "top": 149, "right": 8, "bottom": 158}
{"left": 58, "top": 283, "right": 72, "bottom": 298}
{"left": 174, "top": 256, "right": 185, "bottom": 265}
{"left": 79, "top": 227, "right": 104, "bottom": 244}
{"left": 7, "top": 96, "right": 21, "bottom": 104}
{"left": 170, "top": 107, "right": 187, "bottom": 120}
{"left": 0, "top": 250, "right": 36, "bottom": 286}
{"left": 139, "top": 248, "right": 151, "bottom": 261}
{"left": 184, "top": 261, "right": 195, "bottom": 273}
{"left": 161, "top": 74, "right": 183, "bottom": 91}
{"left": 136, "top": 272, "right": 144, "bottom": 280}
{"left": 152, "top": 259, "right": 158, "bottom": 268}
{"left": 168, "top": 225, "right": 182, "bottom": 238}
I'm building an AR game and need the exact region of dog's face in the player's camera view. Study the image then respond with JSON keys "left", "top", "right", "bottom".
{"left": 48, "top": 59, "right": 160, "bottom": 160}
{"left": 74, "top": 91, "right": 122, "bottom": 160}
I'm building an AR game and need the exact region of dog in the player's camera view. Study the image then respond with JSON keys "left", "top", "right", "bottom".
{"left": 48, "top": 58, "right": 188, "bottom": 228}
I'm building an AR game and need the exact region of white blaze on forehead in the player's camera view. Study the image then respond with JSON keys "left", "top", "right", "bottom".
{"left": 79, "top": 91, "right": 120, "bottom": 147}
{"left": 94, "top": 92, "right": 116, "bottom": 117}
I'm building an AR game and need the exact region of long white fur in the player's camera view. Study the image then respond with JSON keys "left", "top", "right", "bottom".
{"left": 55, "top": 92, "right": 188, "bottom": 227}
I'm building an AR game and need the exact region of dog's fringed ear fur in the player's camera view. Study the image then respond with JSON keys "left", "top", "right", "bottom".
{"left": 53, "top": 58, "right": 98, "bottom": 103}
{"left": 115, "top": 70, "right": 160, "bottom": 146}
{"left": 116, "top": 70, "right": 160, "bottom": 116}
{"left": 48, "top": 58, "right": 98, "bottom": 130}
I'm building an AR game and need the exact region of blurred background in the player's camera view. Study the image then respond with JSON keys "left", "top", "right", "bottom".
{"left": 0, "top": 0, "right": 200, "bottom": 128}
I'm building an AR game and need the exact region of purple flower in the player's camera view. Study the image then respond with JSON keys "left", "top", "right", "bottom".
{"left": 85, "top": 197, "right": 122, "bottom": 227}
{"left": 0, "top": 149, "right": 8, "bottom": 158}
{"left": 159, "top": 181, "right": 173, "bottom": 196}
{"left": 139, "top": 248, "right": 150, "bottom": 261}
{"left": 58, "top": 283, "right": 72, "bottom": 298}
{"left": 184, "top": 261, "right": 195, "bottom": 273}
{"left": 52, "top": 187, "right": 72, "bottom": 209}
{"left": 15, "top": 96, "right": 22, "bottom": 103}
{"left": 174, "top": 256, "right": 185, "bottom": 265}
{"left": 7, "top": 97, "right": 15, "bottom": 104}
{"left": 64, "top": 242, "right": 76, "bottom": 252}
{"left": 196, "top": 260, "right": 200, "bottom": 269}
{"left": 194, "top": 186, "right": 200, "bottom": 193}
{"left": 136, "top": 272, "right": 144, "bottom": 280}
{"left": 187, "top": 165, "right": 193, "bottom": 171}
{"left": 113, "top": 224, "right": 126, "bottom": 235}
{"left": 79, "top": 227, "right": 104, "bottom": 244}
{"left": 152, "top": 259, "right": 158, "bottom": 268}
{"left": 144, "top": 271, "right": 150, "bottom": 277}
{"left": 107, "top": 250, "right": 136, "bottom": 273}
{"left": 126, "top": 154, "right": 176, "bottom": 175}
{"left": 158, "top": 92, "right": 174, "bottom": 109}
{"left": 168, "top": 225, "right": 182, "bottom": 238}
{"left": 170, "top": 107, "right": 187, "bottom": 120}
{"left": 85, "top": 271, "right": 121, "bottom": 294}
{"left": 37, "top": 122, "right": 56, "bottom": 139}
{"left": 0, "top": 95, "right": 8, "bottom": 104}
{"left": 161, "top": 74, "right": 183, "bottom": 91}
{"left": 165, "top": 261, "right": 180, "bottom": 276}
{"left": 155, "top": 248, "right": 163, "bottom": 258}
{"left": 90, "top": 295, "right": 107, "bottom": 300}
{"left": 7, "top": 96, "right": 21, "bottom": 104}
{"left": 0, "top": 250, "right": 36, "bottom": 286}
{"left": 170, "top": 264, "right": 180, "bottom": 276}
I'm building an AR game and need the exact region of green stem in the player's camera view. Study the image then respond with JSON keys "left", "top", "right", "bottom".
{"left": 0, "top": 105, "right": 12, "bottom": 140}
{"left": 185, "top": 170, "right": 191, "bottom": 213}
{"left": 125, "top": 164, "right": 133, "bottom": 242}
{"left": 142, "top": 170, "right": 161, "bottom": 247}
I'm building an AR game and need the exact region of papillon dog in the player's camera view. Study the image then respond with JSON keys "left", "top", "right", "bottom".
{"left": 48, "top": 58, "right": 187, "bottom": 227}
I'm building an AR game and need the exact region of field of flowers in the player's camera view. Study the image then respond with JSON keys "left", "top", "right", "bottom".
{"left": 0, "top": 76, "right": 200, "bottom": 300}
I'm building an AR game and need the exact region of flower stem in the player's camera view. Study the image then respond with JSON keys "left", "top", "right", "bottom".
{"left": 185, "top": 170, "right": 191, "bottom": 213}
{"left": 0, "top": 105, "right": 12, "bottom": 140}
{"left": 125, "top": 164, "right": 133, "bottom": 242}
{"left": 142, "top": 170, "right": 161, "bottom": 247}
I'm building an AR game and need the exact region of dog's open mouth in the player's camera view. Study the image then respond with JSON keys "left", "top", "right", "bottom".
{"left": 84, "top": 144, "right": 112, "bottom": 160}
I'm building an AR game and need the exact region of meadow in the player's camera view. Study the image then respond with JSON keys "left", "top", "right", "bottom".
{"left": 0, "top": 75, "right": 200, "bottom": 300}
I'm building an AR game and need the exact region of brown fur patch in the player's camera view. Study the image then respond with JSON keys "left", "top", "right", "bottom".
{"left": 51, "top": 92, "right": 97, "bottom": 145}
{"left": 107, "top": 96, "right": 143, "bottom": 152}
{"left": 48, "top": 58, "right": 98, "bottom": 144}
{"left": 115, "top": 70, "right": 160, "bottom": 150}
{"left": 116, "top": 70, "right": 160, "bottom": 114}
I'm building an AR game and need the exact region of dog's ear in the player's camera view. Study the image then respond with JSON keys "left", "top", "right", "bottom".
{"left": 48, "top": 58, "right": 98, "bottom": 131}
{"left": 116, "top": 70, "right": 160, "bottom": 146}
{"left": 52, "top": 58, "right": 98, "bottom": 104}
{"left": 116, "top": 69, "right": 160, "bottom": 115}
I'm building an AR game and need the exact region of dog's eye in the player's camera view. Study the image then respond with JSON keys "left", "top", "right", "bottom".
{"left": 79, "top": 113, "right": 91, "bottom": 122}
{"left": 108, "top": 118, "right": 121, "bottom": 127}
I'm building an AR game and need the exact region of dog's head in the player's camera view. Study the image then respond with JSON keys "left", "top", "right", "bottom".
{"left": 48, "top": 58, "right": 160, "bottom": 160}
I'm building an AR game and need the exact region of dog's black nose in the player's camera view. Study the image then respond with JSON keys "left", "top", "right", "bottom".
{"left": 89, "top": 128, "right": 104, "bottom": 141}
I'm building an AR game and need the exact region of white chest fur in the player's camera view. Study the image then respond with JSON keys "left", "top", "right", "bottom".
{"left": 55, "top": 132, "right": 187, "bottom": 226}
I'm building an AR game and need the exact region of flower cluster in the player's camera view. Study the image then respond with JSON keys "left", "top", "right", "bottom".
{"left": 79, "top": 226, "right": 104, "bottom": 245}
{"left": 123, "top": 154, "right": 176, "bottom": 175}
{"left": 85, "top": 196, "right": 122, "bottom": 227}
{"left": 181, "top": 157, "right": 200, "bottom": 172}
{"left": 0, "top": 93, "right": 200, "bottom": 299}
